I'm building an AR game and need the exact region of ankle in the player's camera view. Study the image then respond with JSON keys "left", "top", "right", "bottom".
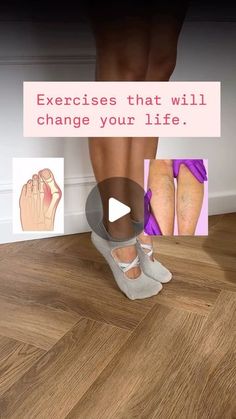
{"left": 113, "top": 245, "right": 137, "bottom": 261}
{"left": 138, "top": 232, "right": 153, "bottom": 245}
{"left": 112, "top": 245, "right": 141, "bottom": 280}
{"left": 137, "top": 234, "right": 154, "bottom": 261}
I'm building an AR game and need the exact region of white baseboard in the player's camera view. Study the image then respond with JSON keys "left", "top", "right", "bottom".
{"left": 208, "top": 190, "right": 236, "bottom": 215}
{"left": 0, "top": 191, "right": 236, "bottom": 244}
{"left": 0, "top": 211, "right": 91, "bottom": 244}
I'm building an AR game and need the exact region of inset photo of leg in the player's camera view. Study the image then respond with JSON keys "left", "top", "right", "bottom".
{"left": 13, "top": 158, "right": 64, "bottom": 234}
{"left": 144, "top": 159, "right": 208, "bottom": 236}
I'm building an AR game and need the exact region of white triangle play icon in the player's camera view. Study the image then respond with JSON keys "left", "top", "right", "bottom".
{"left": 108, "top": 197, "right": 131, "bottom": 222}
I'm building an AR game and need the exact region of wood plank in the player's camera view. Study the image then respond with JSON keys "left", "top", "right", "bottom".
{"left": 0, "top": 319, "right": 129, "bottom": 419}
{"left": 186, "top": 291, "right": 236, "bottom": 419}
{"left": 17, "top": 232, "right": 105, "bottom": 264}
{"left": 153, "top": 237, "right": 236, "bottom": 271}
{"left": 155, "top": 277, "right": 219, "bottom": 315}
{"left": 0, "top": 250, "right": 157, "bottom": 331}
{"left": 211, "top": 212, "right": 236, "bottom": 234}
{"left": 152, "top": 213, "right": 236, "bottom": 265}
{"left": 142, "top": 291, "right": 236, "bottom": 419}
{"left": 166, "top": 230, "right": 236, "bottom": 257}
{"left": 66, "top": 304, "right": 205, "bottom": 419}
{"left": 0, "top": 214, "right": 234, "bottom": 419}
{"left": 67, "top": 292, "right": 236, "bottom": 419}
{"left": 112, "top": 290, "right": 235, "bottom": 419}
{"left": 155, "top": 253, "right": 236, "bottom": 291}
{"left": 208, "top": 214, "right": 225, "bottom": 230}
{"left": 0, "top": 335, "right": 44, "bottom": 397}
{"left": 0, "top": 241, "right": 29, "bottom": 261}
{"left": 0, "top": 295, "right": 79, "bottom": 350}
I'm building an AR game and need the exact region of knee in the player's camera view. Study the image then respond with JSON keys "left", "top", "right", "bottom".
{"left": 116, "top": 55, "right": 147, "bottom": 81}
{"left": 150, "top": 160, "right": 174, "bottom": 193}
{"left": 162, "top": 159, "right": 174, "bottom": 170}
{"left": 151, "top": 174, "right": 175, "bottom": 202}
{"left": 96, "top": 47, "right": 148, "bottom": 81}
{"left": 147, "top": 50, "right": 177, "bottom": 81}
{"left": 158, "top": 159, "right": 174, "bottom": 178}
{"left": 151, "top": 159, "right": 173, "bottom": 174}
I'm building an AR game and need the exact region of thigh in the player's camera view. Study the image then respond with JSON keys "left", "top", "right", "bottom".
{"left": 147, "top": 2, "right": 188, "bottom": 75}
{"left": 86, "top": 1, "right": 152, "bottom": 79}
{"left": 91, "top": 16, "right": 150, "bottom": 69}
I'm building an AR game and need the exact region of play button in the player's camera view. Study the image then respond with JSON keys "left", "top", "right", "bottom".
{"left": 108, "top": 197, "right": 131, "bottom": 222}
{"left": 85, "top": 177, "right": 144, "bottom": 241}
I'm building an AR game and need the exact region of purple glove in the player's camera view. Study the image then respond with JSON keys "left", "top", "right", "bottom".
{"left": 144, "top": 189, "right": 162, "bottom": 235}
{"left": 173, "top": 159, "right": 207, "bottom": 183}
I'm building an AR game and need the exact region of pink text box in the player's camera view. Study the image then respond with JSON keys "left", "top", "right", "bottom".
{"left": 23, "top": 81, "right": 221, "bottom": 137}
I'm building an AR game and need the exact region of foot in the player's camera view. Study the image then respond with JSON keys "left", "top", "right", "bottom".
{"left": 137, "top": 232, "right": 154, "bottom": 260}
{"left": 91, "top": 231, "right": 163, "bottom": 300}
{"left": 19, "top": 168, "right": 62, "bottom": 231}
{"left": 136, "top": 231, "right": 172, "bottom": 284}
{"left": 112, "top": 245, "right": 141, "bottom": 279}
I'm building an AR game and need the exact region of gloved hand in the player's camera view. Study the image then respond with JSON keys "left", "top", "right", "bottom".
{"left": 173, "top": 159, "right": 207, "bottom": 183}
{"left": 144, "top": 189, "right": 162, "bottom": 235}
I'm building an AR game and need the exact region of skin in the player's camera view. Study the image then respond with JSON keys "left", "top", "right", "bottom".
{"left": 148, "top": 159, "right": 175, "bottom": 235}
{"left": 147, "top": 161, "right": 204, "bottom": 236}
{"left": 19, "top": 169, "right": 62, "bottom": 231}
{"left": 89, "top": 14, "right": 185, "bottom": 278}
{"left": 176, "top": 164, "right": 204, "bottom": 235}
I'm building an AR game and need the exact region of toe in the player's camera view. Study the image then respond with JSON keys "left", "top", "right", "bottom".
{"left": 39, "top": 168, "right": 61, "bottom": 196}
{"left": 39, "top": 168, "right": 51, "bottom": 180}
{"left": 19, "top": 184, "right": 27, "bottom": 204}
{"left": 32, "top": 174, "right": 39, "bottom": 194}
{"left": 26, "top": 180, "right": 32, "bottom": 196}
{"left": 38, "top": 173, "right": 45, "bottom": 194}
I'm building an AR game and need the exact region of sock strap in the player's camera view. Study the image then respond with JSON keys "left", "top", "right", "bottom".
{"left": 118, "top": 255, "right": 140, "bottom": 273}
{"left": 139, "top": 242, "right": 153, "bottom": 258}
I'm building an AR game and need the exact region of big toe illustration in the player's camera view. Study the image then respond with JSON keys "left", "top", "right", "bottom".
{"left": 19, "top": 168, "right": 62, "bottom": 231}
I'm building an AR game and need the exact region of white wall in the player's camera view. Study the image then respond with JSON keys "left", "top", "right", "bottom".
{"left": 0, "top": 20, "right": 236, "bottom": 244}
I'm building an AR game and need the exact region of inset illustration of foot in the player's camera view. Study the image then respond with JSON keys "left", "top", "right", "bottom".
{"left": 19, "top": 168, "right": 62, "bottom": 231}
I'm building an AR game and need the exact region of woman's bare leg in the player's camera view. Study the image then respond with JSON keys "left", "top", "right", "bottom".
{"left": 128, "top": 137, "right": 158, "bottom": 222}
{"left": 88, "top": 137, "right": 132, "bottom": 237}
{"left": 89, "top": 18, "right": 149, "bottom": 278}
{"left": 148, "top": 159, "right": 175, "bottom": 235}
{"left": 133, "top": 15, "right": 185, "bottom": 246}
{"left": 177, "top": 164, "right": 204, "bottom": 235}
{"left": 89, "top": 12, "right": 186, "bottom": 270}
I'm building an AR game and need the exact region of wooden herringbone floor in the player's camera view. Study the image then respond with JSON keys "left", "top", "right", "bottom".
{"left": 0, "top": 213, "right": 235, "bottom": 418}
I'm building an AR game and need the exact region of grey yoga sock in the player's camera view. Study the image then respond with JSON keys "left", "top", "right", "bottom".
{"left": 91, "top": 224, "right": 162, "bottom": 300}
{"left": 136, "top": 239, "right": 172, "bottom": 284}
